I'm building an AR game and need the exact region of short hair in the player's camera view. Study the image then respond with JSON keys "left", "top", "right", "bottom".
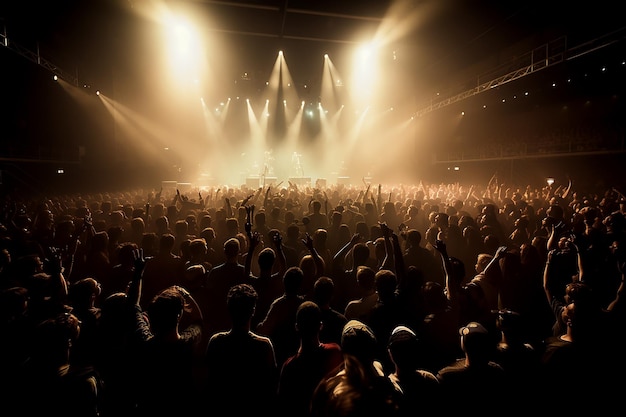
{"left": 147, "top": 287, "right": 185, "bottom": 334}
{"left": 223, "top": 237, "right": 241, "bottom": 257}
{"left": 296, "top": 301, "right": 322, "bottom": 336}
{"left": 352, "top": 243, "right": 370, "bottom": 264}
{"left": 406, "top": 229, "right": 422, "bottom": 246}
{"left": 356, "top": 266, "right": 376, "bottom": 290}
{"left": 313, "top": 276, "right": 335, "bottom": 305}
{"left": 283, "top": 266, "right": 304, "bottom": 294}
{"left": 257, "top": 247, "right": 276, "bottom": 270}
{"left": 227, "top": 284, "right": 258, "bottom": 323}
{"left": 375, "top": 269, "right": 397, "bottom": 299}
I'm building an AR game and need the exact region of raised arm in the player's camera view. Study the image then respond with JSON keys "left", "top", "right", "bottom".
{"left": 378, "top": 222, "right": 395, "bottom": 272}
{"left": 245, "top": 231, "right": 262, "bottom": 278}
{"left": 272, "top": 230, "right": 287, "bottom": 278}
{"left": 331, "top": 232, "right": 362, "bottom": 274}
{"left": 302, "top": 232, "right": 325, "bottom": 278}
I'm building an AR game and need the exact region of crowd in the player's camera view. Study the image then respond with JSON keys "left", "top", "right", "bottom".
{"left": 1, "top": 176, "right": 625, "bottom": 416}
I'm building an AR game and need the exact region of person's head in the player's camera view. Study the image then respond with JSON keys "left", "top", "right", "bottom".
{"left": 341, "top": 319, "right": 378, "bottom": 363}
{"left": 422, "top": 281, "right": 447, "bottom": 313}
{"left": 225, "top": 218, "right": 239, "bottom": 235}
{"left": 352, "top": 242, "right": 370, "bottom": 266}
{"left": 188, "top": 238, "right": 208, "bottom": 261}
{"left": 31, "top": 312, "right": 81, "bottom": 365}
{"left": 387, "top": 325, "right": 421, "bottom": 371}
{"left": 459, "top": 321, "right": 492, "bottom": 363}
{"left": 184, "top": 264, "right": 206, "bottom": 291}
{"left": 200, "top": 227, "right": 216, "bottom": 244}
{"left": 313, "top": 228, "right": 328, "bottom": 247}
{"left": 475, "top": 253, "right": 493, "bottom": 274}
{"left": 257, "top": 247, "right": 276, "bottom": 270}
{"left": 295, "top": 300, "right": 322, "bottom": 338}
{"left": 174, "top": 219, "right": 189, "bottom": 237}
{"left": 287, "top": 223, "right": 300, "bottom": 241}
{"left": 254, "top": 211, "right": 266, "bottom": 226}
{"left": 356, "top": 266, "right": 376, "bottom": 292}
{"left": 405, "top": 229, "right": 422, "bottom": 247}
{"left": 283, "top": 266, "right": 304, "bottom": 295}
{"left": 223, "top": 237, "right": 241, "bottom": 260}
{"left": 375, "top": 269, "right": 397, "bottom": 303}
{"left": 313, "top": 276, "right": 335, "bottom": 307}
{"left": 495, "top": 309, "right": 524, "bottom": 344}
{"left": 159, "top": 233, "right": 176, "bottom": 254}
{"left": 68, "top": 277, "right": 102, "bottom": 310}
{"left": 227, "top": 283, "right": 258, "bottom": 326}
{"left": 0, "top": 286, "right": 29, "bottom": 320}
{"left": 92, "top": 231, "right": 109, "bottom": 252}
{"left": 117, "top": 242, "right": 139, "bottom": 266}
{"left": 147, "top": 286, "right": 186, "bottom": 335}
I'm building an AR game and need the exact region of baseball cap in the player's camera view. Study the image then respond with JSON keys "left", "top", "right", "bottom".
{"left": 388, "top": 325, "right": 418, "bottom": 348}
{"left": 341, "top": 319, "right": 377, "bottom": 360}
{"left": 459, "top": 321, "right": 490, "bottom": 352}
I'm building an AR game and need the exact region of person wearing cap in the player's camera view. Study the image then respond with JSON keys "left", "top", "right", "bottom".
{"left": 310, "top": 319, "right": 402, "bottom": 417}
{"left": 386, "top": 325, "right": 441, "bottom": 416}
{"left": 436, "top": 321, "right": 509, "bottom": 412}
{"left": 491, "top": 309, "right": 541, "bottom": 394}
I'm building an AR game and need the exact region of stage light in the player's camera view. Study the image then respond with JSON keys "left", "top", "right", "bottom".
{"left": 96, "top": 90, "right": 100, "bottom": 96}
{"left": 53, "top": 75, "right": 58, "bottom": 81}
{"left": 546, "top": 177, "right": 555, "bottom": 186}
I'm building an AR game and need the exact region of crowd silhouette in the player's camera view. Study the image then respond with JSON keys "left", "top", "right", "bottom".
{"left": 1, "top": 176, "right": 625, "bottom": 416}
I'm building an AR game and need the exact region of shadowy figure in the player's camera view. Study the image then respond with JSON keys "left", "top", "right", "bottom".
{"left": 205, "top": 283, "right": 279, "bottom": 414}
{"left": 277, "top": 301, "right": 344, "bottom": 417}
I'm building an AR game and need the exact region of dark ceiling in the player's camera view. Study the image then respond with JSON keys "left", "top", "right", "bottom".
{"left": 3, "top": 0, "right": 624, "bottom": 93}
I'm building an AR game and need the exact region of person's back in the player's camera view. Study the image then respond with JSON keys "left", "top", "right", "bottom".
{"left": 277, "top": 301, "right": 344, "bottom": 417}
{"left": 16, "top": 312, "right": 102, "bottom": 417}
{"left": 344, "top": 265, "right": 378, "bottom": 322}
{"left": 205, "top": 284, "right": 278, "bottom": 414}
{"left": 310, "top": 319, "right": 402, "bottom": 417}
{"left": 67, "top": 277, "right": 102, "bottom": 368}
{"left": 367, "top": 269, "right": 404, "bottom": 372}
{"left": 436, "top": 322, "right": 509, "bottom": 413}
{"left": 251, "top": 246, "right": 284, "bottom": 328}
{"left": 313, "top": 276, "right": 348, "bottom": 345}
{"left": 141, "top": 233, "right": 186, "bottom": 309}
{"left": 136, "top": 285, "right": 204, "bottom": 416}
{"left": 257, "top": 266, "right": 306, "bottom": 368}
{"left": 205, "top": 237, "right": 250, "bottom": 335}
{"left": 402, "top": 229, "right": 443, "bottom": 284}
{"left": 386, "top": 326, "right": 441, "bottom": 416}
{"left": 420, "top": 281, "right": 463, "bottom": 373}
{"left": 332, "top": 239, "right": 371, "bottom": 312}
{"left": 307, "top": 200, "right": 329, "bottom": 233}
{"left": 491, "top": 309, "right": 541, "bottom": 396}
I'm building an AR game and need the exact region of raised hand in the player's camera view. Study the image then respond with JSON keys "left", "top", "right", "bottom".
{"left": 249, "top": 231, "right": 261, "bottom": 251}
{"left": 48, "top": 246, "right": 64, "bottom": 275}
{"left": 273, "top": 230, "right": 283, "bottom": 247}
{"left": 132, "top": 248, "right": 146, "bottom": 275}
{"left": 350, "top": 232, "right": 361, "bottom": 245}
{"left": 302, "top": 232, "right": 314, "bottom": 251}
{"left": 495, "top": 245, "right": 508, "bottom": 258}
{"left": 379, "top": 221, "right": 391, "bottom": 238}
{"left": 433, "top": 239, "right": 447, "bottom": 255}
